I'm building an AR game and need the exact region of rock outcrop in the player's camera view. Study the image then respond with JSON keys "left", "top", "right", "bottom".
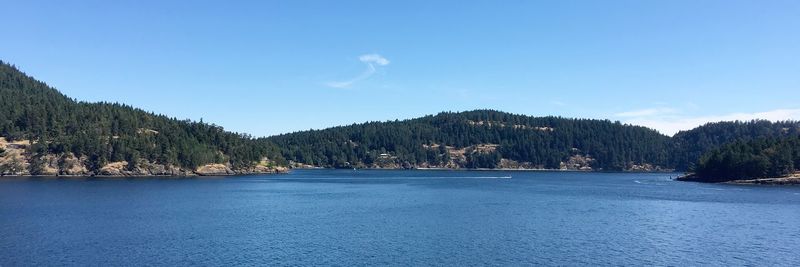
{"left": 60, "top": 153, "right": 89, "bottom": 175}
{"left": 1, "top": 137, "right": 288, "bottom": 177}
{"left": 194, "top": 163, "right": 235, "bottom": 176}
{"left": 0, "top": 138, "right": 31, "bottom": 175}
{"left": 560, "top": 154, "right": 594, "bottom": 171}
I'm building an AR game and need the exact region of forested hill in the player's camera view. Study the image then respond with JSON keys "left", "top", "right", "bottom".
{"left": 670, "top": 120, "right": 800, "bottom": 171}
{"left": 3, "top": 60, "right": 799, "bottom": 176}
{"left": 681, "top": 135, "right": 800, "bottom": 182}
{"left": 268, "top": 110, "right": 673, "bottom": 171}
{"left": 0, "top": 61, "right": 286, "bottom": 176}
{"left": 269, "top": 112, "right": 800, "bottom": 172}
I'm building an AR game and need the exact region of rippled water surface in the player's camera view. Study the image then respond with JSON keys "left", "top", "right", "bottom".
{"left": 2, "top": 170, "right": 800, "bottom": 266}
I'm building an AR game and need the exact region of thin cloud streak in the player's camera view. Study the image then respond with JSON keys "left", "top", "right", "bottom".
{"left": 326, "top": 54, "right": 390, "bottom": 88}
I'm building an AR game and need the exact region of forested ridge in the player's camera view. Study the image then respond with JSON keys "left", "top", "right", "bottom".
{"left": 688, "top": 135, "right": 800, "bottom": 182}
{"left": 268, "top": 111, "right": 674, "bottom": 170}
{"left": 670, "top": 120, "right": 800, "bottom": 170}
{"left": 3, "top": 60, "right": 799, "bottom": 178}
{"left": 0, "top": 61, "right": 285, "bottom": 176}
{"left": 269, "top": 110, "right": 800, "bottom": 172}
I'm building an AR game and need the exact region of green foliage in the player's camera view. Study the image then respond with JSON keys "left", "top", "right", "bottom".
{"left": 466, "top": 150, "right": 501, "bottom": 169}
{"left": 692, "top": 136, "right": 800, "bottom": 181}
{"left": 4, "top": 59, "right": 799, "bottom": 174}
{"left": 268, "top": 110, "right": 800, "bottom": 172}
{"left": 670, "top": 120, "right": 800, "bottom": 170}
{"left": 268, "top": 110, "right": 674, "bottom": 170}
{"left": 0, "top": 61, "right": 286, "bottom": 170}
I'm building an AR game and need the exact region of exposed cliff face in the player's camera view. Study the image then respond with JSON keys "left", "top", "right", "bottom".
{"left": 625, "top": 163, "right": 668, "bottom": 172}
{"left": 236, "top": 158, "right": 290, "bottom": 175}
{"left": 92, "top": 161, "right": 195, "bottom": 176}
{"left": 560, "top": 154, "right": 594, "bottom": 171}
{"left": 194, "top": 163, "right": 234, "bottom": 176}
{"left": 191, "top": 162, "right": 288, "bottom": 176}
{"left": 0, "top": 138, "right": 287, "bottom": 177}
{"left": 340, "top": 143, "right": 669, "bottom": 171}
{"left": 0, "top": 138, "right": 30, "bottom": 174}
{"left": 60, "top": 153, "right": 88, "bottom": 175}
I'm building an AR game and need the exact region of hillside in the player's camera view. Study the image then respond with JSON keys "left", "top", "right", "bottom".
{"left": 268, "top": 112, "right": 800, "bottom": 173}
{"left": 3, "top": 60, "right": 799, "bottom": 177}
{"left": 268, "top": 110, "right": 673, "bottom": 171}
{"left": 670, "top": 120, "right": 800, "bottom": 170}
{"left": 678, "top": 135, "right": 800, "bottom": 183}
{"left": 0, "top": 61, "right": 287, "bottom": 176}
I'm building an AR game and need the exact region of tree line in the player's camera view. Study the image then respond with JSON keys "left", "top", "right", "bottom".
{"left": 1, "top": 61, "right": 285, "bottom": 173}
{"left": 269, "top": 111, "right": 800, "bottom": 172}
{"left": 4, "top": 60, "right": 799, "bottom": 177}
{"left": 268, "top": 110, "right": 675, "bottom": 170}
{"left": 691, "top": 135, "right": 800, "bottom": 181}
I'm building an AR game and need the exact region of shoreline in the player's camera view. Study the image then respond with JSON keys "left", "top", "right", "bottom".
{"left": 293, "top": 167, "right": 677, "bottom": 173}
{"left": 724, "top": 176, "right": 800, "bottom": 185}
{"left": 0, "top": 170, "right": 290, "bottom": 179}
{"left": 2, "top": 168, "right": 680, "bottom": 178}
{"left": 677, "top": 173, "right": 800, "bottom": 185}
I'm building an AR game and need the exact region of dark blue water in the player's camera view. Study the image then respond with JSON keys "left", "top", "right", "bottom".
{"left": 2, "top": 170, "right": 799, "bottom": 266}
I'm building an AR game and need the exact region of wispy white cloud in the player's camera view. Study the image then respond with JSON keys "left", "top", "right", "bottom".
{"left": 551, "top": 100, "right": 566, "bottom": 106}
{"left": 358, "top": 54, "right": 390, "bottom": 66}
{"left": 615, "top": 108, "right": 800, "bottom": 136}
{"left": 326, "top": 54, "right": 390, "bottom": 88}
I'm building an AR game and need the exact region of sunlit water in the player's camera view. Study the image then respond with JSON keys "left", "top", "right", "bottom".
{"left": 2, "top": 170, "right": 799, "bottom": 266}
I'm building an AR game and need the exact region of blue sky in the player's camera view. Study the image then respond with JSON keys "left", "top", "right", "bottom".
{"left": 3, "top": 0, "right": 799, "bottom": 136}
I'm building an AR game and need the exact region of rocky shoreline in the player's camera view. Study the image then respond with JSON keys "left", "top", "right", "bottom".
{"left": 0, "top": 153, "right": 289, "bottom": 178}
{"left": 0, "top": 165, "right": 289, "bottom": 178}
{"left": 1, "top": 137, "right": 289, "bottom": 178}
{"left": 677, "top": 173, "right": 800, "bottom": 185}
{"left": 290, "top": 159, "right": 673, "bottom": 172}
{"left": 724, "top": 176, "right": 800, "bottom": 185}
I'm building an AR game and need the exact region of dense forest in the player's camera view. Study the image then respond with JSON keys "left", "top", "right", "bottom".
{"left": 268, "top": 111, "right": 673, "bottom": 170}
{"left": 670, "top": 120, "right": 800, "bottom": 171}
{"left": 3, "top": 60, "right": 799, "bottom": 179}
{"left": 688, "top": 135, "right": 800, "bottom": 182}
{"left": 0, "top": 61, "right": 285, "bottom": 175}
{"left": 268, "top": 111, "right": 800, "bottom": 172}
